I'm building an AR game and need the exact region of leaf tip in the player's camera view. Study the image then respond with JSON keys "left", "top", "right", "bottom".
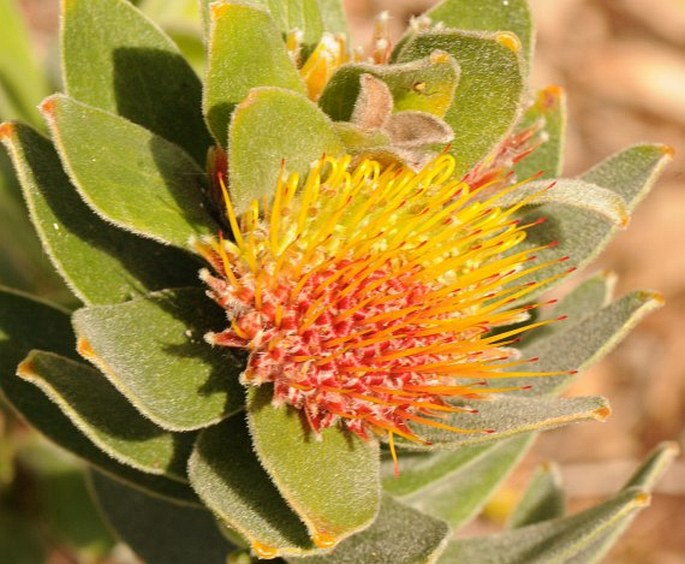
{"left": 16, "top": 355, "right": 37, "bottom": 380}
{"left": 639, "top": 290, "right": 665, "bottom": 307}
{"left": 77, "top": 336, "right": 96, "bottom": 359}
{"left": 495, "top": 32, "right": 522, "bottom": 54}
{"left": 313, "top": 530, "right": 338, "bottom": 549}
{"left": 633, "top": 491, "right": 651, "bottom": 507}
{"left": 39, "top": 96, "right": 58, "bottom": 118}
{"left": 0, "top": 121, "right": 16, "bottom": 140}
{"left": 210, "top": 1, "right": 229, "bottom": 19}
{"left": 251, "top": 541, "right": 279, "bottom": 559}
{"left": 429, "top": 49, "right": 452, "bottom": 65}
{"left": 593, "top": 405, "right": 612, "bottom": 421}
{"left": 537, "top": 85, "right": 564, "bottom": 111}
{"left": 659, "top": 144, "right": 676, "bottom": 159}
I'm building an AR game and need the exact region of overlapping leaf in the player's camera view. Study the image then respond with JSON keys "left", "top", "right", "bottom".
{"left": 61, "top": 0, "right": 211, "bottom": 164}
{"left": 72, "top": 288, "right": 244, "bottom": 431}
{"left": 507, "top": 462, "right": 566, "bottom": 528}
{"left": 17, "top": 350, "right": 195, "bottom": 479}
{"left": 396, "top": 30, "right": 525, "bottom": 176}
{"left": 1, "top": 121, "right": 201, "bottom": 304}
{"left": 248, "top": 386, "right": 380, "bottom": 549}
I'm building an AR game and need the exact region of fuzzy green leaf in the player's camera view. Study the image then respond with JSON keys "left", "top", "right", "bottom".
{"left": 319, "top": 52, "right": 460, "bottom": 121}
{"left": 248, "top": 386, "right": 380, "bottom": 548}
{"left": 0, "top": 289, "right": 196, "bottom": 503}
{"left": 396, "top": 30, "right": 525, "bottom": 176}
{"left": 42, "top": 94, "right": 219, "bottom": 249}
{"left": 438, "top": 488, "right": 650, "bottom": 563}
{"left": 425, "top": 0, "right": 534, "bottom": 68}
{"left": 0, "top": 0, "right": 49, "bottom": 126}
{"left": 567, "top": 442, "right": 679, "bottom": 563}
{"left": 554, "top": 271, "right": 615, "bottom": 322}
{"left": 385, "top": 434, "right": 534, "bottom": 528}
{"left": 581, "top": 144, "right": 673, "bottom": 213}
{"left": 90, "top": 469, "right": 235, "bottom": 564}
{"left": 0, "top": 287, "right": 76, "bottom": 376}
{"left": 204, "top": 2, "right": 305, "bottom": 146}
{"left": 398, "top": 395, "right": 609, "bottom": 449}
{"left": 515, "top": 86, "right": 567, "bottom": 180}
{"left": 0, "top": 121, "right": 202, "bottom": 304}
{"left": 507, "top": 178, "right": 629, "bottom": 225}
{"left": 518, "top": 145, "right": 671, "bottom": 297}
{"left": 438, "top": 444, "right": 676, "bottom": 564}
{"left": 318, "top": 0, "right": 348, "bottom": 34}
{"left": 255, "top": 0, "right": 325, "bottom": 45}
{"left": 228, "top": 87, "right": 343, "bottom": 214}
{"left": 188, "top": 412, "right": 318, "bottom": 559}
{"left": 289, "top": 496, "right": 450, "bottom": 564}
{"left": 17, "top": 350, "right": 195, "bottom": 480}
{"left": 61, "top": 0, "right": 211, "bottom": 164}
{"left": 72, "top": 288, "right": 244, "bottom": 431}
{"left": 508, "top": 462, "right": 566, "bottom": 528}
{"left": 510, "top": 290, "right": 663, "bottom": 395}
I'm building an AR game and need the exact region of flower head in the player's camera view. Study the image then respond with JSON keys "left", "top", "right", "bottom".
{"left": 195, "top": 153, "right": 568, "bottom": 465}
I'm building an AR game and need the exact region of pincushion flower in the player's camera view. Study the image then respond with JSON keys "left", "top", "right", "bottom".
{"left": 0, "top": 0, "right": 675, "bottom": 562}
{"left": 195, "top": 152, "right": 571, "bottom": 470}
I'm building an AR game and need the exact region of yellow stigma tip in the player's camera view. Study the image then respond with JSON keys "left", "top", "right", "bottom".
{"left": 496, "top": 32, "right": 521, "bottom": 53}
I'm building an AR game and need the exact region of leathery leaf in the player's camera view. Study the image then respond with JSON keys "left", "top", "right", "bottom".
{"left": 72, "top": 288, "right": 244, "bottom": 431}
{"left": 248, "top": 385, "right": 380, "bottom": 550}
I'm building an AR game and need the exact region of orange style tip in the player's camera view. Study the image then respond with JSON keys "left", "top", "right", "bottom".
{"left": 527, "top": 357, "right": 540, "bottom": 363}
{"left": 559, "top": 255, "right": 571, "bottom": 262}
{"left": 546, "top": 298, "right": 559, "bottom": 305}
{"left": 522, "top": 385, "right": 533, "bottom": 391}
{"left": 468, "top": 408, "right": 479, "bottom": 414}
{"left": 566, "top": 266, "right": 578, "bottom": 274}
{"left": 567, "top": 369, "right": 579, "bottom": 375}
{"left": 547, "top": 240, "right": 559, "bottom": 248}
{"left": 484, "top": 429, "right": 497, "bottom": 434}
{"left": 0, "top": 122, "right": 15, "bottom": 139}
{"left": 557, "top": 315, "right": 569, "bottom": 321}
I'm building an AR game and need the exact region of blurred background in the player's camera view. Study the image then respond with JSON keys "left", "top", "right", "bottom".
{"left": 1, "top": 0, "right": 684, "bottom": 562}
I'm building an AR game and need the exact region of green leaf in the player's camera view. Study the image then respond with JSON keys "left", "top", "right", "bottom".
{"left": 2, "top": 354, "right": 200, "bottom": 506}
{"left": 438, "top": 445, "right": 677, "bottom": 564}
{"left": 188, "top": 412, "right": 317, "bottom": 559}
{"left": 72, "top": 288, "right": 245, "bottom": 431}
{"left": 509, "top": 290, "right": 664, "bottom": 395}
{"left": 506, "top": 178, "right": 629, "bottom": 226}
{"left": 425, "top": 0, "right": 534, "bottom": 68}
{"left": 571, "top": 442, "right": 680, "bottom": 563}
{"left": 437, "top": 488, "right": 651, "bottom": 563}
{"left": 319, "top": 51, "right": 460, "bottom": 121}
{"left": 385, "top": 434, "right": 534, "bottom": 528}
{"left": 1, "top": 121, "right": 202, "bottom": 304}
{"left": 42, "top": 94, "right": 219, "bottom": 249}
{"left": 0, "top": 287, "right": 76, "bottom": 377}
{"left": 18, "top": 440, "right": 115, "bottom": 558}
{"left": 514, "top": 86, "right": 567, "bottom": 180}
{"left": 581, "top": 144, "right": 673, "bottom": 213}
{"left": 228, "top": 87, "right": 343, "bottom": 214}
{"left": 247, "top": 385, "right": 380, "bottom": 548}
{"left": 204, "top": 2, "right": 305, "bottom": 146}
{"left": 553, "top": 271, "right": 616, "bottom": 322}
{"left": 0, "top": 0, "right": 49, "bottom": 127}
{"left": 397, "top": 395, "right": 610, "bottom": 449}
{"left": 257, "top": 0, "right": 325, "bottom": 45}
{"left": 17, "top": 350, "right": 195, "bottom": 480}
{"left": 517, "top": 144, "right": 671, "bottom": 298}
{"left": 508, "top": 462, "right": 565, "bottom": 528}
{"left": 288, "top": 496, "right": 450, "bottom": 564}
{"left": 396, "top": 30, "right": 525, "bottom": 176}
{"left": 61, "top": 0, "right": 211, "bottom": 164}
{"left": 318, "top": 0, "right": 348, "bottom": 34}
{"left": 90, "top": 469, "right": 235, "bottom": 564}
